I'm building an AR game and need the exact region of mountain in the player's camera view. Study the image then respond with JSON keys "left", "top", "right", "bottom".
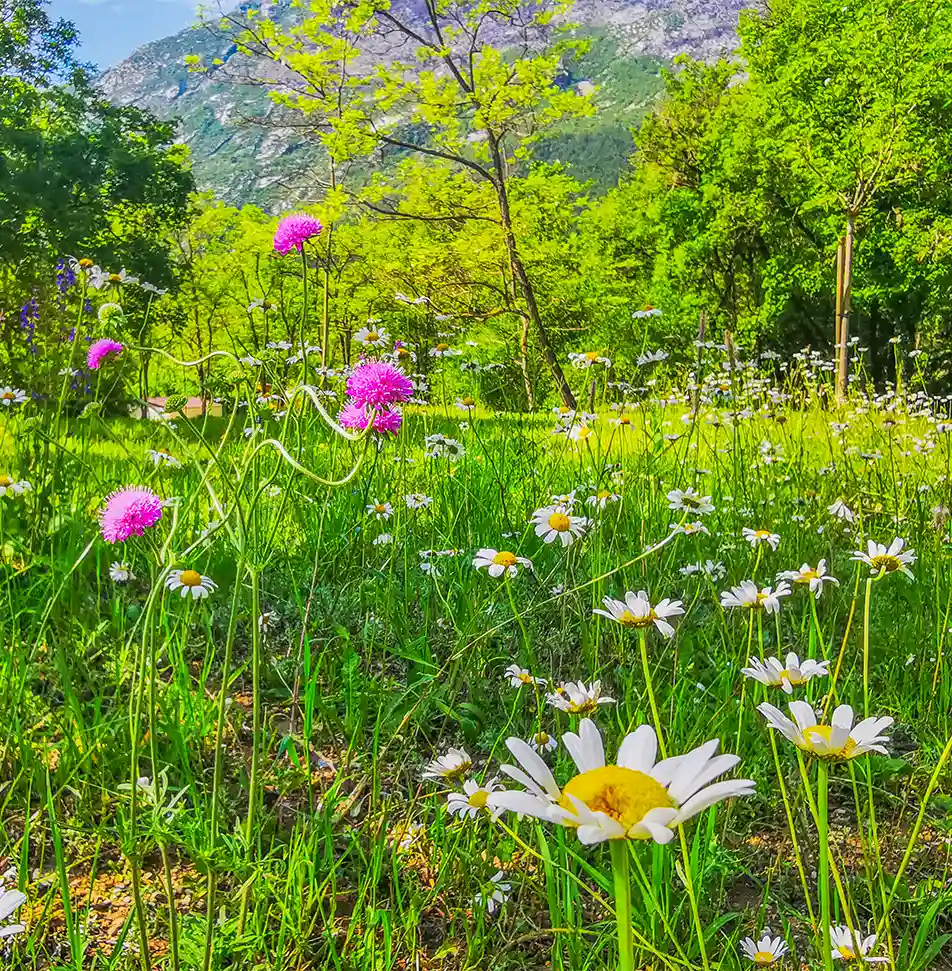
{"left": 98, "top": 0, "right": 752, "bottom": 212}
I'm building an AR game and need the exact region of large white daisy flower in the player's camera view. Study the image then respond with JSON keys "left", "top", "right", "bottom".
{"left": 593, "top": 590, "right": 684, "bottom": 638}
{"left": 740, "top": 933, "right": 789, "bottom": 964}
{"left": 546, "top": 680, "right": 615, "bottom": 715}
{"left": 757, "top": 702, "right": 893, "bottom": 761}
{"left": 0, "top": 387, "right": 28, "bottom": 406}
{"left": 422, "top": 747, "right": 472, "bottom": 783}
{"left": 0, "top": 885, "right": 27, "bottom": 940}
{"left": 830, "top": 926, "right": 889, "bottom": 964}
{"left": 354, "top": 325, "right": 389, "bottom": 348}
{"left": 473, "top": 548, "right": 533, "bottom": 578}
{"left": 741, "top": 653, "right": 829, "bottom": 694}
{"left": 720, "top": 581, "right": 791, "bottom": 614}
{"left": 531, "top": 505, "right": 592, "bottom": 547}
{"left": 666, "top": 487, "right": 714, "bottom": 515}
{"left": 851, "top": 538, "right": 916, "bottom": 579}
{"left": 0, "top": 476, "right": 30, "bottom": 497}
{"left": 446, "top": 778, "right": 503, "bottom": 820}
{"left": 777, "top": 560, "right": 839, "bottom": 598}
{"left": 488, "top": 718, "right": 754, "bottom": 845}
{"left": 165, "top": 569, "right": 217, "bottom": 600}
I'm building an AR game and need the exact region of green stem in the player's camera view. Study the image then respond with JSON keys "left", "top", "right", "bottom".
{"left": 638, "top": 629, "right": 666, "bottom": 758}
{"left": 862, "top": 577, "right": 873, "bottom": 718}
{"left": 817, "top": 760, "right": 834, "bottom": 971}
{"left": 609, "top": 841, "right": 635, "bottom": 971}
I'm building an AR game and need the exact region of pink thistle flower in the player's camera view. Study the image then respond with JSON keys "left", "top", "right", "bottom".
{"left": 346, "top": 361, "right": 413, "bottom": 410}
{"left": 339, "top": 402, "right": 403, "bottom": 436}
{"left": 99, "top": 486, "right": 163, "bottom": 544}
{"left": 273, "top": 213, "right": 323, "bottom": 255}
{"left": 88, "top": 338, "right": 124, "bottom": 370}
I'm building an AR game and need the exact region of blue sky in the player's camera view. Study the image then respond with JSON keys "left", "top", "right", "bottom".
{"left": 49, "top": 0, "right": 200, "bottom": 69}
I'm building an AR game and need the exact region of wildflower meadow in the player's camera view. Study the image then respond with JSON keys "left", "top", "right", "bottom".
{"left": 5, "top": 0, "right": 952, "bottom": 968}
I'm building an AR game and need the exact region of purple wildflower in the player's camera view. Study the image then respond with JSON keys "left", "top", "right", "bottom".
{"left": 346, "top": 361, "right": 414, "bottom": 410}
{"left": 99, "top": 487, "right": 163, "bottom": 543}
{"left": 88, "top": 338, "right": 124, "bottom": 370}
{"left": 273, "top": 213, "right": 323, "bottom": 255}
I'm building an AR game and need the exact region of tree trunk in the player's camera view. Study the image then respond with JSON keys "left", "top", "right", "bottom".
{"left": 519, "top": 315, "right": 534, "bottom": 411}
{"left": 836, "top": 216, "right": 855, "bottom": 400}
{"left": 486, "top": 133, "right": 576, "bottom": 410}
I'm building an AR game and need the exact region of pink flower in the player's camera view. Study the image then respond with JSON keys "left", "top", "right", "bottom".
{"left": 346, "top": 361, "right": 413, "bottom": 410}
{"left": 88, "top": 338, "right": 123, "bottom": 370}
{"left": 99, "top": 486, "right": 163, "bottom": 543}
{"left": 339, "top": 402, "right": 403, "bottom": 436}
{"left": 273, "top": 213, "right": 323, "bottom": 255}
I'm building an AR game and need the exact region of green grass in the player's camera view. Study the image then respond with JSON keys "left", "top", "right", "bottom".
{"left": 1, "top": 359, "right": 952, "bottom": 971}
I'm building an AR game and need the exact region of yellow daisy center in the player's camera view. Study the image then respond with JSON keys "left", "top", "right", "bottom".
{"left": 615, "top": 609, "right": 654, "bottom": 628}
{"left": 643, "top": 305, "right": 654, "bottom": 312}
{"left": 576, "top": 427, "right": 593, "bottom": 440}
{"left": 597, "top": 490, "right": 611, "bottom": 500}
{"left": 548, "top": 512, "right": 571, "bottom": 532}
{"left": 559, "top": 406, "right": 571, "bottom": 414}
{"left": 374, "top": 504, "right": 387, "bottom": 513}
{"left": 517, "top": 673, "right": 534, "bottom": 684}
{"left": 461, "top": 396, "right": 475, "bottom": 406}
{"left": 837, "top": 947, "right": 856, "bottom": 961}
{"left": 467, "top": 789, "right": 489, "bottom": 809}
{"left": 801, "top": 725, "right": 857, "bottom": 759}
{"left": 1, "top": 392, "right": 15, "bottom": 400}
{"left": 681, "top": 495, "right": 700, "bottom": 508}
{"left": 534, "top": 732, "right": 550, "bottom": 745}
{"left": 559, "top": 766, "right": 673, "bottom": 834}
{"left": 778, "top": 669, "right": 806, "bottom": 685}
{"left": 869, "top": 554, "right": 901, "bottom": 573}
{"left": 79, "top": 258, "right": 93, "bottom": 268}
{"left": 797, "top": 570, "right": 819, "bottom": 582}
{"left": 493, "top": 551, "right": 518, "bottom": 567}
{"left": 179, "top": 570, "right": 202, "bottom": 587}
{"left": 753, "top": 951, "right": 775, "bottom": 965}
{"left": 436, "top": 343, "right": 450, "bottom": 352}
{"left": 585, "top": 351, "right": 600, "bottom": 362}
{"left": 366, "top": 331, "right": 379, "bottom": 342}
{"left": 754, "top": 529, "right": 772, "bottom": 539}
{"left": 110, "top": 273, "right": 122, "bottom": 282}
{"left": 397, "top": 347, "right": 411, "bottom": 358}
{"left": 443, "top": 760, "right": 471, "bottom": 779}
{"left": 619, "top": 417, "right": 631, "bottom": 425}
{"left": 0, "top": 476, "right": 10, "bottom": 487}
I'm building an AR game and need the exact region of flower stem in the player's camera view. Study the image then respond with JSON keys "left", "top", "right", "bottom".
{"left": 638, "top": 629, "right": 666, "bottom": 758}
{"left": 817, "top": 760, "right": 834, "bottom": 971}
{"left": 862, "top": 577, "right": 873, "bottom": 718}
{"left": 609, "top": 841, "right": 635, "bottom": 971}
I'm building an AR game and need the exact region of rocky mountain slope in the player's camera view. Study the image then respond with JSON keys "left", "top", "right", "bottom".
{"left": 98, "top": 0, "right": 752, "bottom": 211}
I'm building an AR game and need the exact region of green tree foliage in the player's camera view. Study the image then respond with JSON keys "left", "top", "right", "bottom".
{"left": 0, "top": 0, "right": 195, "bottom": 286}
{"left": 596, "top": 0, "right": 952, "bottom": 381}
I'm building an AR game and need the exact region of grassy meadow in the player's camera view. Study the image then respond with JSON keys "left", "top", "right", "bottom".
{"left": 0, "top": 342, "right": 951, "bottom": 971}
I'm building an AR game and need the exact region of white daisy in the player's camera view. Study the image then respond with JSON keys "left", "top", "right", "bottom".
{"left": 455, "top": 396, "right": 477, "bottom": 410}
{"left": 743, "top": 527, "right": 781, "bottom": 550}
{"left": 720, "top": 581, "right": 791, "bottom": 614}
{"left": 828, "top": 499, "right": 855, "bottom": 523}
{"left": 165, "top": 569, "right": 217, "bottom": 600}
{"left": 632, "top": 305, "right": 663, "bottom": 319}
{"left": 367, "top": 500, "right": 393, "bottom": 520}
{"left": 593, "top": 590, "right": 684, "bottom": 638}
{"left": 0, "top": 884, "right": 27, "bottom": 940}
{"left": 473, "top": 548, "right": 533, "bottom": 578}
{"left": 546, "top": 680, "right": 615, "bottom": 715}
{"left": 569, "top": 351, "right": 611, "bottom": 369}
{"left": 667, "top": 488, "right": 714, "bottom": 515}
{"left": 0, "top": 476, "right": 30, "bottom": 497}
{"left": 637, "top": 349, "right": 668, "bottom": 366}
{"left": 586, "top": 489, "right": 620, "bottom": 509}
{"left": 528, "top": 730, "right": 558, "bottom": 753}
{"left": 473, "top": 871, "right": 511, "bottom": 914}
{"left": 851, "top": 538, "right": 916, "bottom": 579}
{"left": 671, "top": 520, "right": 709, "bottom": 536}
{"left": 429, "top": 342, "right": 462, "bottom": 358}
{"left": 446, "top": 778, "right": 503, "bottom": 820}
{"left": 148, "top": 448, "right": 181, "bottom": 468}
{"left": 405, "top": 493, "right": 433, "bottom": 509}
{"left": 504, "top": 664, "right": 546, "bottom": 689}
{"left": 373, "top": 533, "right": 393, "bottom": 546}
{"left": 531, "top": 505, "right": 591, "bottom": 547}
{"left": 757, "top": 701, "right": 893, "bottom": 761}
{"left": 354, "top": 325, "right": 389, "bottom": 347}
{"left": 740, "top": 933, "right": 789, "bottom": 964}
{"left": 777, "top": 561, "right": 839, "bottom": 598}
{"left": 569, "top": 424, "right": 596, "bottom": 446}
{"left": 741, "top": 653, "right": 830, "bottom": 694}
{"left": 422, "top": 747, "right": 472, "bottom": 783}
{"left": 488, "top": 718, "right": 754, "bottom": 845}
{"left": 0, "top": 387, "right": 28, "bottom": 406}
{"left": 109, "top": 562, "right": 135, "bottom": 583}
{"left": 830, "top": 926, "right": 889, "bottom": 964}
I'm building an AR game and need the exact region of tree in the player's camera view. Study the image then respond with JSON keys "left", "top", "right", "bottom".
{"left": 201, "top": 0, "right": 595, "bottom": 408}
{"left": 0, "top": 0, "right": 195, "bottom": 286}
